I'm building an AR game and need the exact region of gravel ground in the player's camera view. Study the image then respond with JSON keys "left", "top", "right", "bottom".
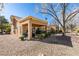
{"left": 0, "top": 33, "right": 79, "bottom": 56}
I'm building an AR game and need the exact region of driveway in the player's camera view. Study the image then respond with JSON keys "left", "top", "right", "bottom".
{"left": 0, "top": 34, "right": 79, "bottom": 56}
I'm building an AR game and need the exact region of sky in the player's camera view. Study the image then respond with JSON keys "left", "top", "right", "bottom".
{"left": 1, "top": 3, "right": 79, "bottom": 25}
{"left": 1, "top": 3, "right": 52, "bottom": 24}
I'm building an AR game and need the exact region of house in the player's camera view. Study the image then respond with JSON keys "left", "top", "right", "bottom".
{"left": 10, "top": 15, "right": 48, "bottom": 40}
{"left": 74, "top": 26, "right": 79, "bottom": 33}
{"left": 47, "top": 24, "right": 57, "bottom": 31}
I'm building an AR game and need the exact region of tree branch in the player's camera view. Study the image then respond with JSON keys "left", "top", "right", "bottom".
{"left": 65, "top": 12, "right": 78, "bottom": 23}
{"left": 50, "top": 4, "right": 60, "bottom": 21}
{"left": 65, "top": 10, "right": 79, "bottom": 22}
{"left": 41, "top": 7, "right": 57, "bottom": 18}
{"left": 40, "top": 11, "right": 63, "bottom": 27}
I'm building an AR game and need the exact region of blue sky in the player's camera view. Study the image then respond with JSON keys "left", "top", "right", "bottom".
{"left": 2, "top": 3, "right": 51, "bottom": 23}
{"left": 1, "top": 3, "right": 79, "bottom": 24}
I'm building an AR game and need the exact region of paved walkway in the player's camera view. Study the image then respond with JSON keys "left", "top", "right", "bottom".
{"left": 0, "top": 34, "right": 79, "bottom": 56}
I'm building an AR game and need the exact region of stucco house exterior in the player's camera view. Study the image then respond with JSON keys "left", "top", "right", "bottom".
{"left": 47, "top": 24, "right": 57, "bottom": 31}
{"left": 10, "top": 15, "right": 48, "bottom": 40}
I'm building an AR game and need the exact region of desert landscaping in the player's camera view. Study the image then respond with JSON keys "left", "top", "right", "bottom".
{"left": 0, "top": 33, "right": 79, "bottom": 56}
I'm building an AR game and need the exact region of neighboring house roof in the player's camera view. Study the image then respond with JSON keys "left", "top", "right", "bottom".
{"left": 75, "top": 26, "right": 79, "bottom": 31}
{"left": 47, "top": 24, "right": 57, "bottom": 30}
{"left": 10, "top": 15, "right": 22, "bottom": 21}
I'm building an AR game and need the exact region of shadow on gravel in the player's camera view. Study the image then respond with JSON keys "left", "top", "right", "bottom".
{"left": 40, "top": 35, "right": 73, "bottom": 47}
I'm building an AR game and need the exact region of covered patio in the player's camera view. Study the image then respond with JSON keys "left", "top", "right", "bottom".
{"left": 10, "top": 16, "right": 48, "bottom": 40}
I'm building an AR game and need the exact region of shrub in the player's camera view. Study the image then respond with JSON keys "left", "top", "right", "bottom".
{"left": 47, "top": 32, "right": 51, "bottom": 36}
{"left": 32, "top": 32, "right": 35, "bottom": 37}
{"left": 35, "top": 33, "right": 46, "bottom": 40}
{"left": 77, "top": 30, "right": 79, "bottom": 33}
{"left": 40, "top": 35, "right": 44, "bottom": 39}
{"left": 22, "top": 32, "right": 27, "bottom": 37}
{"left": 38, "top": 34, "right": 45, "bottom": 39}
{"left": 19, "top": 36, "right": 25, "bottom": 41}
{"left": 35, "top": 32, "right": 50, "bottom": 40}
{"left": 35, "top": 30, "right": 54, "bottom": 40}
{"left": 41, "top": 33, "right": 46, "bottom": 38}
{"left": 36, "top": 28, "right": 41, "bottom": 34}
{"left": 20, "top": 32, "right": 27, "bottom": 41}
{"left": 58, "top": 30, "right": 63, "bottom": 33}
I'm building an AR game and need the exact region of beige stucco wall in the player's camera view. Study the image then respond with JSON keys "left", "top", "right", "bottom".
{"left": 11, "top": 16, "right": 48, "bottom": 40}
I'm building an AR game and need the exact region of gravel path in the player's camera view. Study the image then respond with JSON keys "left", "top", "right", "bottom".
{"left": 0, "top": 33, "right": 79, "bottom": 56}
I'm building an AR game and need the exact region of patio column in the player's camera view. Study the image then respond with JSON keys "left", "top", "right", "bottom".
{"left": 28, "top": 20, "right": 32, "bottom": 40}
{"left": 17, "top": 25, "right": 21, "bottom": 37}
{"left": 11, "top": 24, "right": 14, "bottom": 34}
{"left": 20, "top": 25, "right": 23, "bottom": 36}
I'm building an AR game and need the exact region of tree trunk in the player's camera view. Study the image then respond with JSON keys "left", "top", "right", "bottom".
{"left": 62, "top": 3, "right": 66, "bottom": 36}
{"left": 62, "top": 25, "right": 66, "bottom": 36}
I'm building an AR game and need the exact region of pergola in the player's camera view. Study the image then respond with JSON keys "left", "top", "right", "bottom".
{"left": 10, "top": 16, "right": 48, "bottom": 40}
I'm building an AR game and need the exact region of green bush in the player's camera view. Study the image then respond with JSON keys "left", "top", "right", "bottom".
{"left": 35, "top": 32, "right": 50, "bottom": 40}
{"left": 6, "top": 26, "right": 11, "bottom": 34}
{"left": 37, "top": 34, "right": 44, "bottom": 39}
{"left": 35, "top": 30, "right": 55, "bottom": 40}
{"left": 35, "top": 33, "right": 45, "bottom": 40}
{"left": 36, "top": 28, "right": 41, "bottom": 34}
{"left": 22, "top": 32, "right": 27, "bottom": 37}
{"left": 19, "top": 35, "right": 26, "bottom": 41}
{"left": 77, "top": 30, "right": 79, "bottom": 33}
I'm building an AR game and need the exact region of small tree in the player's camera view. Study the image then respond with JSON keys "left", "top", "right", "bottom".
{"left": 68, "top": 23, "right": 76, "bottom": 32}
{"left": 0, "top": 16, "right": 10, "bottom": 34}
{"left": 0, "top": 3, "right": 5, "bottom": 34}
{"left": 5, "top": 23, "right": 11, "bottom": 34}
